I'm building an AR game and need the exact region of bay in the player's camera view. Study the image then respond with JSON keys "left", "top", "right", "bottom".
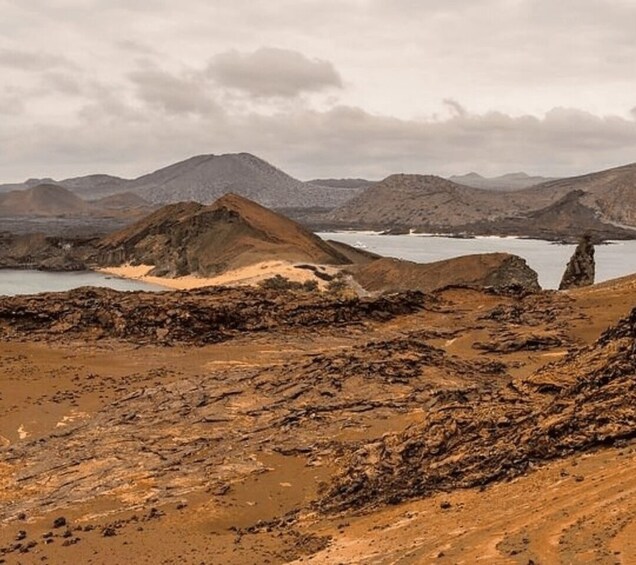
{"left": 0, "top": 269, "right": 162, "bottom": 296}
{"left": 1, "top": 234, "right": 634, "bottom": 295}
{"left": 318, "top": 232, "right": 636, "bottom": 289}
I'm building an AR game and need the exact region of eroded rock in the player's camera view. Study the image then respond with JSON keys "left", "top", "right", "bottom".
{"left": 559, "top": 235, "right": 595, "bottom": 290}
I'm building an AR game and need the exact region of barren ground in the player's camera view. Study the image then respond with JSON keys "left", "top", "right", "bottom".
{"left": 0, "top": 276, "right": 635, "bottom": 564}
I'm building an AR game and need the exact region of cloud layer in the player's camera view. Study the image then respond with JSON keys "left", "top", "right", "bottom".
{"left": 208, "top": 48, "right": 342, "bottom": 98}
{"left": 0, "top": 1, "right": 635, "bottom": 181}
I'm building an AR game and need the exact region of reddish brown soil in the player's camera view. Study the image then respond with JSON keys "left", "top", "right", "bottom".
{"left": 0, "top": 276, "right": 634, "bottom": 564}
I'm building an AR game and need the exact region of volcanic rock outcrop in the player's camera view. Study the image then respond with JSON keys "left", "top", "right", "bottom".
{"left": 0, "top": 286, "right": 429, "bottom": 344}
{"left": 96, "top": 193, "right": 355, "bottom": 277}
{"left": 349, "top": 253, "right": 541, "bottom": 294}
{"left": 320, "top": 306, "right": 636, "bottom": 512}
{"left": 559, "top": 234, "right": 595, "bottom": 290}
{"left": 0, "top": 233, "right": 93, "bottom": 271}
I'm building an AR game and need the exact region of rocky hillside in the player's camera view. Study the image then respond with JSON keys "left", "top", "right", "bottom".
{"left": 128, "top": 153, "right": 362, "bottom": 208}
{"left": 330, "top": 174, "right": 511, "bottom": 228}
{"left": 321, "top": 304, "right": 636, "bottom": 512}
{"left": 349, "top": 253, "right": 540, "bottom": 293}
{"left": 97, "top": 193, "right": 353, "bottom": 277}
{"left": 1, "top": 154, "right": 362, "bottom": 210}
{"left": 0, "top": 232, "right": 94, "bottom": 271}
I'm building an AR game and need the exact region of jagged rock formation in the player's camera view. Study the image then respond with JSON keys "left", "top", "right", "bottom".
{"left": 320, "top": 306, "right": 636, "bottom": 512}
{"left": 349, "top": 253, "right": 541, "bottom": 294}
{"left": 96, "top": 193, "right": 355, "bottom": 277}
{"left": 0, "top": 233, "right": 93, "bottom": 271}
{"left": 0, "top": 286, "right": 429, "bottom": 344}
{"left": 559, "top": 235, "right": 595, "bottom": 290}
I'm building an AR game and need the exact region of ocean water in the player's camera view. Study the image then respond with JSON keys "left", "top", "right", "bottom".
{"left": 318, "top": 232, "right": 636, "bottom": 290}
{"left": 1, "top": 236, "right": 634, "bottom": 295}
{"left": 0, "top": 270, "right": 162, "bottom": 296}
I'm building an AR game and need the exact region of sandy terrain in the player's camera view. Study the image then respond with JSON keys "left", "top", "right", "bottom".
{"left": 0, "top": 275, "right": 634, "bottom": 563}
{"left": 99, "top": 261, "right": 341, "bottom": 290}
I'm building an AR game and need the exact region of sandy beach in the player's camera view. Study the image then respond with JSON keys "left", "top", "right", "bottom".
{"left": 99, "top": 261, "right": 341, "bottom": 290}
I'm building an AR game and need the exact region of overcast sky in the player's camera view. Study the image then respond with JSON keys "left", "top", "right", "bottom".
{"left": 1, "top": 0, "right": 636, "bottom": 182}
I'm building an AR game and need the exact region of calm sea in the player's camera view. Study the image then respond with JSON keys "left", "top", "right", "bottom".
{"left": 1, "top": 235, "right": 634, "bottom": 294}
{"left": 318, "top": 232, "right": 636, "bottom": 289}
{"left": 0, "top": 270, "right": 162, "bottom": 296}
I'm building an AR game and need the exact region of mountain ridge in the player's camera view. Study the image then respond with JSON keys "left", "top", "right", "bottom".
{"left": 0, "top": 153, "right": 365, "bottom": 210}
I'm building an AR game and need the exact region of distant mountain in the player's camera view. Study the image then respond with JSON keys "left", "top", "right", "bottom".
{"left": 91, "top": 192, "right": 152, "bottom": 210}
{"left": 0, "top": 153, "right": 363, "bottom": 210}
{"left": 59, "top": 174, "right": 129, "bottom": 197}
{"left": 98, "top": 193, "right": 354, "bottom": 277}
{"left": 0, "top": 184, "right": 89, "bottom": 216}
{"left": 519, "top": 162, "right": 636, "bottom": 227}
{"left": 330, "top": 162, "right": 636, "bottom": 239}
{"left": 449, "top": 171, "right": 558, "bottom": 191}
{"left": 305, "top": 178, "right": 375, "bottom": 190}
{"left": 125, "top": 153, "right": 363, "bottom": 208}
{"left": 465, "top": 190, "right": 636, "bottom": 241}
{"left": 0, "top": 177, "right": 57, "bottom": 194}
{"left": 330, "top": 174, "right": 510, "bottom": 228}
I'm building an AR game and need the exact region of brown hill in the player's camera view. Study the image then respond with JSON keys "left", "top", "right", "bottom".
{"left": 0, "top": 184, "right": 89, "bottom": 217}
{"left": 97, "top": 193, "right": 353, "bottom": 277}
{"left": 349, "top": 253, "right": 540, "bottom": 293}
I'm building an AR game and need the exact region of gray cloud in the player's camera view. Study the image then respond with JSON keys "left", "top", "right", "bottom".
{"left": 2, "top": 99, "right": 636, "bottom": 182}
{"left": 0, "top": 87, "right": 26, "bottom": 116}
{"left": 128, "top": 67, "right": 219, "bottom": 115}
{"left": 207, "top": 47, "right": 342, "bottom": 98}
{"left": 1, "top": 1, "right": 636, "bottom": 182}
{"left": 0, "top": 49, "right": 71, "bottom": 71}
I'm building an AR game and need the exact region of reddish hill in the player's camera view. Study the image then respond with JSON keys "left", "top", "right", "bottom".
{"left": 98, "top": 193, "right": 353, "bottom": 277}
{"left": 349, "top": 253, "right": 540, "bottom": 293}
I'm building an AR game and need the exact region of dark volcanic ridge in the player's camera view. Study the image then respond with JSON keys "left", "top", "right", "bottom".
{"left": 320, "top": 305, "right": 636, "bottom": 512}
{"left": 0, "top": 285, "right": 430, "bottom": 345}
